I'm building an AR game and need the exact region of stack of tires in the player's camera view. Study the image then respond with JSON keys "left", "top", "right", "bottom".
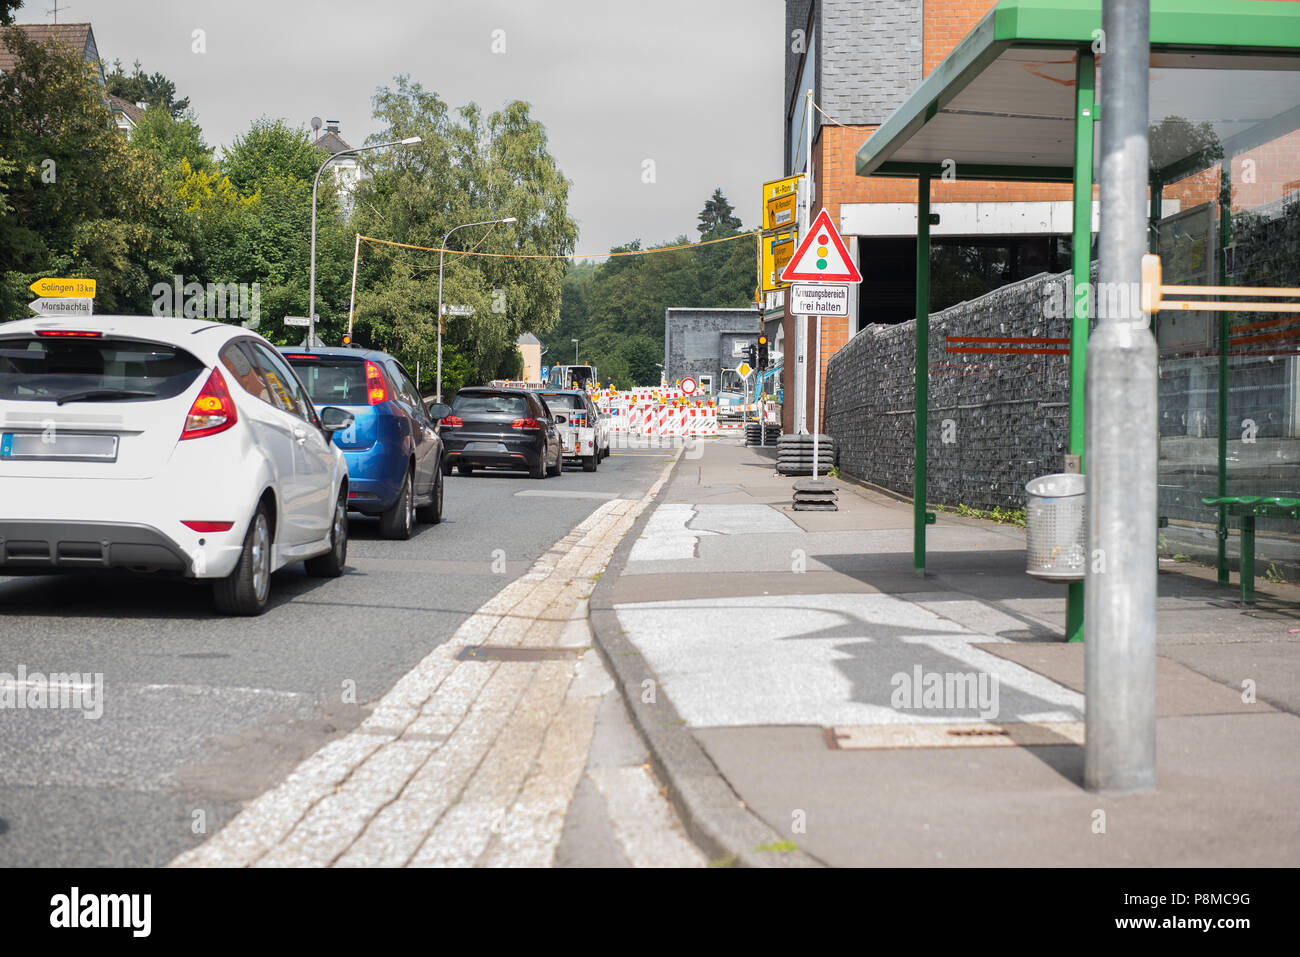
{"left": 745, "top": 422, "right": 778, "bottom": 446}
{"left": 777, "top": 433, "right": 836, "bottom": 475}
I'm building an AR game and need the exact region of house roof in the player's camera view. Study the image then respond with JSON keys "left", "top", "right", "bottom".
{"left": 0, "top": 23, "right": 101, "bottom": 79}
{"left": 108, "top": 94, "right": 144, "bottom": 125}
{"left": 516, "top": 333, "right": 541, "bottom": 346}
{"left": 314, "top": 130, "right": 353, "bottom": 156}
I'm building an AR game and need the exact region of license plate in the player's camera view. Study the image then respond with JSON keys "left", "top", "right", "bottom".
{"left": 0, "top": 431, "right": 119, "bottom": 461}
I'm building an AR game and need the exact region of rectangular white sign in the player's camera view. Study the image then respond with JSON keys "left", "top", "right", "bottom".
{"left": 790, "top": 284, "right": 849, "bottom": 317}
{"left": 283, "top": 315, "right": 311, "bottom": 327}
{"left": 29, "top": 297, "right": 93, "bottom": 316}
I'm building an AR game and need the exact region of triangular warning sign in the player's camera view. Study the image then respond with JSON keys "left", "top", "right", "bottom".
{"left": 779, "top": 209, "right": 862, "bottom": 284}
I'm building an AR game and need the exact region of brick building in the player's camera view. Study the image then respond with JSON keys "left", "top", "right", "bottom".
{"left": 781, "top": 0, "right": 1083, "bottom": 433}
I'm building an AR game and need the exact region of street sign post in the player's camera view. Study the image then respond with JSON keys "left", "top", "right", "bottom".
{"left": 781, "top": 208, "right": 862, "bottom": 481}
{"left": 29, "top": 297, "right": 92, "bottom": 316}
{"left": 736, "top": 361, "right": 753, "bottom": 379}
{"left": 790, "top": 283, "right": 849, "bottom": 316}
{"left": 681, "top": 376, "right": 698, "bottom": 396}
{"left": 30, "top": 277, "right": 96, "bottom": 298}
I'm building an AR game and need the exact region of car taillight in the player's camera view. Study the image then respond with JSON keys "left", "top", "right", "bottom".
{"left": 180, "top": 367, "right": 238, "bottom": 440}
{"left": 442, "top": 415, "right": 463, "bottom": 428}
{"left": 366, "top": 361, "right": 387, "bottom": 405}
{"left": 182, "top": 520, "right": 234, "bottom": 532}
{"left": 512, "top": 418, "right": 542, "bottom": 430}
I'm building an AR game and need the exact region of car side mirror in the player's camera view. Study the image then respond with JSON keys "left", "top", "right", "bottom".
{"left": 319, "top": 406, "right": 355, "bottom": 434}
{"left": 425, "top": 401, "right": 451, "bottom": 422}
{"left": 554, "top": 414, "right": 567, "bottom": 424}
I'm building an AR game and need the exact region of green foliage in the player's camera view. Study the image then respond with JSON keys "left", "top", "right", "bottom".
{"left": 943, "top": 503, "right": 1027, "bottom": 526}
{"left": 221, "top": 118, "right": 323, "bottom": 194}
{"left": 131, "top": 106, "right": 214, "bottom": 174}
{"left": 0, "top": 28, "right": 183, "bottom": 317}
{"left": 105, "top": 58, "right": 190, "bottom": 117}
{"left": 1265, "top": 563, "right": 1287, "bottom": 584}
{"left": 347, "top": 78, "right": 577, "bottom": 391}
{"left": 0, "top": 1, "right": 21, "bottom": 26}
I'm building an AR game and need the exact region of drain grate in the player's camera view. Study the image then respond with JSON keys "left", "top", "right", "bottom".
{"left": 826, "top": 721, "right": 1084, "bottom": 750}
{"left": 456, "top": 645, "right": 583, "bottom": 662}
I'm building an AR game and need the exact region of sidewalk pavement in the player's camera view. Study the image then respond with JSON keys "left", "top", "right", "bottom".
{"left": 590, "top": 436, "right": 1300, "bottom": 867}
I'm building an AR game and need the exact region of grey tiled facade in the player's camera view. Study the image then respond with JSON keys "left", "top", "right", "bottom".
{"left": 785, "top": 0, "right": 923, "bottom": 174}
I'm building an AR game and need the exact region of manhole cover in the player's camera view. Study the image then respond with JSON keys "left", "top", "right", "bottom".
{"left": 456, "top": 645, "right": 583, "bottom": 662}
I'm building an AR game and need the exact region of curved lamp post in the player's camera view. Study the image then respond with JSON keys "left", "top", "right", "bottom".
{"left": 308, "top": 135, "right": 421, "bottom": 349}
{"left": 436, "top": 216, "right": 517, "bottom": 401}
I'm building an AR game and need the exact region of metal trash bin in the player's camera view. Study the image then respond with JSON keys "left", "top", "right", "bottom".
{"left": 1025, "top": 473, "right": 1086, "bottom": 582}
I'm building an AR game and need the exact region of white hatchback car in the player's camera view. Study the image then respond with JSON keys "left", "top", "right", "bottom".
{"left": 0, "top": 315, "right": 354, "bottom": 615}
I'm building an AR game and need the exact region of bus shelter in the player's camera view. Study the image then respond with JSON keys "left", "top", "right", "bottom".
{"left": 854, "top": 0, "right": 1300, "bottom": 640}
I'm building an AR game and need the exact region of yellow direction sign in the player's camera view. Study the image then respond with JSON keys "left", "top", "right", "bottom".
{"left": 762, "top": 174, "right": 802, "bottom": 231}
{"left": 737, "top": 361, "right": 753, "bottom": 378}
{"left": 30, "top": 277, "right": 96, "bottom": 298}
{"left": 761, "top": 228, "right": 797, "bottom": 292}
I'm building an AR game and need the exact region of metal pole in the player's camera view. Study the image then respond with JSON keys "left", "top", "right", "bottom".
{"left": 914, "top": 175, "right": 931, "bottom": 577}
{"left": 1216, "top": 165, "right": 1232, "bottom": 586}
{"left": 795, "top": 88, "right": 814, "bottom": 434}
{"left": 436, "top": 239, "right": 447, "bottom": 402}
{"left": 309, "top": 164, "right": 324, "bottom": 350}
{"left": 1085, "top": 0, "right": 1156, "bottom": 793}
{"left": 812, "top": 316, "right": 821, "bottom": 478}
{"left": 1067, "top": 49, "right": 1096, "bottom": 643}
{"left": 347, "top": 232, "right": 361, "bottom": 342}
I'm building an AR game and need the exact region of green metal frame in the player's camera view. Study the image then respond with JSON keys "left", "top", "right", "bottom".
{"left": 915, "top": 176, "right": 931, "bottom": 576}
{"left": 853, "top": 0, "right": 1300, "bottom": 635}
{"left": 1066, "top": 50, "right": 1095, "bottom": 642}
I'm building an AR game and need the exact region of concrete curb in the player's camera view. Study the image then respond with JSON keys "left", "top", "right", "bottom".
{"left": 587, "top": 441, "right": 822, "bottom": 868}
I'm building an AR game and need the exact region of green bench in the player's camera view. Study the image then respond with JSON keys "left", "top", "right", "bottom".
{"left": 1201, "top": 495, "right": 1300, "bottom": 603}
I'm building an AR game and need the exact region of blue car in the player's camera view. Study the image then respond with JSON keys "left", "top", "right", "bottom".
{"left": 282, "top": 347, "right": 444, "bottom": 539}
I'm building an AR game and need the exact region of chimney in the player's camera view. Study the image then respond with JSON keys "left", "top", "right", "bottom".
{"left": 326, "top": 119, "right": 340, "bottom": 134}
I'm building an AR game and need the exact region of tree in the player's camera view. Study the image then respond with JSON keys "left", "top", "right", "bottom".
{"left": 131, "top": 105, "right": 214, "bottom": 174}
{"left": 347, "top": 77, "right": 578, "bottom": 389}
{"left": 698, "top": 187, "right": 742, "bottom": 239}
{"left": 0, "top": 1, "right": 21, "bottom": 26}
{"left": 0, "top": 27, "right": 184, "bottom": 317}
{"left": 104, "top": 58, "right": 190, "bottom": 117}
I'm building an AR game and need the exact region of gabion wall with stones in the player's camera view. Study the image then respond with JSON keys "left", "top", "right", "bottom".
{"left": 825, "top": 269, "right": 1073, "bottom": 510}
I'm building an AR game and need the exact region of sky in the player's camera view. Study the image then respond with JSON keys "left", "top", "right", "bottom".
{"left": 17, "top": 0, "right": 784, "bottom": 258}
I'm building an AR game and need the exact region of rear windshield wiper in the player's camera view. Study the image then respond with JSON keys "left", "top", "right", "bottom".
{"left": 54, "top": 388, "right": 158, "bottom": 405}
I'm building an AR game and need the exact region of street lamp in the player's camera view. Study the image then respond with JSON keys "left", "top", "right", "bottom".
{"left": 308, "top": 135, "right": 421, "bottom": 349}
{"left": 572, "top": 339, "right": 579, "bottom": 363}
{"left": 436, "top": 216, "right": 517, "bottom": 401}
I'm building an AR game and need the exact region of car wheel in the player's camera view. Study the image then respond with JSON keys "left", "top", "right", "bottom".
{"left": 547, "top": 443, "right": 563, "bottom": 476}
{"left": 442, "top": 456, "right": 453, "bottom": 477}
{"left": 416, "top": 468, "right": 443, "bottom": 525}
{"left": 305, "top": 488, "right": 348, "bottom": 577}
{"left": 457, "top": 462, "right": 475, "bottom": 476}
{"left": 379, "top": 469, "right": 415, "bottom": 540}
{"left": 582, "top": 453, "right": 598, "bottom": 472}
{"left": 213, "top": 505, "right": 272, "bottom": 616}
{"left": 531, "top": 446, "right": 547, "bottom": 479}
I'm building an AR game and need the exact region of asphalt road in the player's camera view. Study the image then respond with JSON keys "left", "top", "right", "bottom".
{"left": 0, "top": 441, "right": 675, "bottom": 867}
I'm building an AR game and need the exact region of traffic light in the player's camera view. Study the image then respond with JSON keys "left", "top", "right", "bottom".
{"left": 757, "top": 335, "right": 768, "bottom": 370}
{"left": 743, "top": 344, "right": 757, "bottom": 367}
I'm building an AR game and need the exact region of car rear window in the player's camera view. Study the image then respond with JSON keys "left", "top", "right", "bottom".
{"left": 283, "top": 356, "right": 368, "bottom": 406}
{"left": 0, "top": 336, "right": 205, "bottom": 403}
{"left": 539, "top": 392, "right": 584, "bottom": 409}
{"left": 452, "top": 392, "right": 528, "bottom": 416}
